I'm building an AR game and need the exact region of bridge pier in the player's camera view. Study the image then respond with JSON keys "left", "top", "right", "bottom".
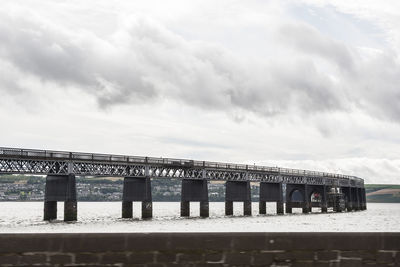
{"left": 259, "top": 182, "right": 284, "bottom": 215}
{"left": 122, "top": 201, "right": 133, "bottom": 218}
{"left": 244, "top": 200, "right": 252, "bottom": 216}
{"left": 361, "top": 188, "right": 367, "bottom": 210}
{"left": 122, "top": 177, "right": 152, "bottom": 219}
{"left": 225, "top": 201, "right": 233, "bottom": 215}
{"left": 44, "top": 174, "right": 77, "bottom": 222}
{"left": 330, "top": 189, "right": 345, "bottom": 212}
{"left": 225, "top": 181, "right": 251, "bottom": 216}
{"left": 64, "top": 201, "right": 77, "bottom": 221}
{"left": 44, "top": 201, "right": 57, "bottom": 220}
{"left": 200, "top": 201, "right": 209, "bottom": 217}
{"left": 357, "top": 187, "right": 363, "bottom": 211}
{"left": 342, "top": 187, "right": 353, "bottom": 211}
{"left": 285, "top": 184, "right": 310, "bottom": 214}
{"left": 259, "top": 201, "right": 266, "bottom": 214}
{"left": 351, "top": 187, "right": 360, "bottom": 211}
{"left": 359, "top": 188, "right": 364, "bottom": 210}
{"left": 181, "top": 179, "right": 209, "bottom": 217}
{"left": 306, "top": 185, "right": 328, "bottom": 213}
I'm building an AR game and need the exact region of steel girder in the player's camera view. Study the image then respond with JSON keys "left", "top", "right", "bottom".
{"left": 0, "top": 158, "right": 364, "bottom": 187}
{"left": 0, "top": 146, "right": 364, "bottom": 188}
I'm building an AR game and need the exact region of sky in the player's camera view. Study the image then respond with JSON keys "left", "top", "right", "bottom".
{"left": 0, "top": 0, "right": 400, "bottom": 184}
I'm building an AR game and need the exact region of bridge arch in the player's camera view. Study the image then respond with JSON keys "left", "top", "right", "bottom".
{"left": 308, "top": 188, "right": 324, "bottom": 203}
{"left": 288, "top": 188, "right": 305, "bottom": 202}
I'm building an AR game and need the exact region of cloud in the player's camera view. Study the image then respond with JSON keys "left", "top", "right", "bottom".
{"left": 259, "top": 158, "right": 400, "bottom": 184}
{"left": 278, "top": 22, "right": 355, "bottom": 71}
{"left": 0, "top": 9, "right": 344, "bottom": 118}
{"left": 0, "top": 1, "right": 400, "bottom": 125}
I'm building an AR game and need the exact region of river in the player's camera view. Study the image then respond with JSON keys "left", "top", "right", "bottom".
{"left": 0, "top": 202, "right": 398, "bottom": 232}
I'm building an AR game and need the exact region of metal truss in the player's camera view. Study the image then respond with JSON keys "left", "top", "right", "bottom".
{"left": 0, "top": 147, "right": 364, "bottom": 188}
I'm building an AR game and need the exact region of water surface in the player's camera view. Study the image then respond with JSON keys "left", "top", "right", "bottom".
{"left": 0, "top": 202, "right": 398, "bottom": 232}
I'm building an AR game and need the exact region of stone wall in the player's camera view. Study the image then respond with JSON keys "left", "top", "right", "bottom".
{"left": 0, "top": 233, "right": 399, "bottom": 266}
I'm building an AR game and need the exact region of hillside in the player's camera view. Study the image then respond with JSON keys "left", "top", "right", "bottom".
{"left": 1, "top": 175, "right": 399, "bottom": 203}
{"left": 365, "top": 184, "right": 400, "bottom": 203}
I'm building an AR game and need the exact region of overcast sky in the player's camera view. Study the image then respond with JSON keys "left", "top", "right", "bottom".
{"left": 1, "top": 0, "right": 400, "bottom": 184}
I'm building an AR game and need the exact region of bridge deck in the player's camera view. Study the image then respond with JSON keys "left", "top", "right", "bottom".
{"left": 0, "top": 147, "right": 364, "bottom": 187}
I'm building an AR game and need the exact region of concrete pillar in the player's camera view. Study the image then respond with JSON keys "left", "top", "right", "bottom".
{"left": 321, "top": 186, "right": 328, "bottom": 213}
{"left": 347, "top": 202, "right": 353, "bottom": 212}
{"left": 122, "top": 201, "right": 133, "bottom": 218}
{"left": 181, "top": 201, "right": 190, "bottom": 217}
{"left": 181, "top": 179, "right": 209, "bottom": 218}
{"left": 363, "top": 188, "right": 367, "bottom": 210}
{"left": 334, "top": 194, "right": 344, "bottom": 212}
{"left": 346, "top": 188, "right": 353, "bottom": 211}
{"left": 259, "top": 182, "right": 283, "bottom": 215}
{"left": 302, "top": 202, "right": 310, "bottom": 214}
{"left": 361, "top": 188, "right": 365, "bottom": 210}
{"left": 244, "top": 201, "right": 252, "bottom": 216}
{"left": 64, "top": 201, "right": 77, "bottom": 221}
{"left": 354, "top": 188, "right": 360, "bottom": 211}
{"left": 44, "top": 174, "right": 77, "bottom": 222}
{"left": 142, "top": 201, "right": 152, "bottom": 219}
{"left": 304, "top": 185, "right": 311, "bottom": 213}
{"left": 122, "top": 177, "right": 152, "bottom": 219}
{"left": 225, "top": 201, "right": 233, "bottom": 216}
{"left": 259, "top": 201, "right": 266, "bottom": 214}
{"left": 225, "top": 181, "right": 251, "bottom": 216}
{"left": 277, "top": 202, "right": 284, "bottom": 214}
{"left": 44, "top": 201, "right": 57, "bottom": 221}
{"left": 321, "top": 202, "right": 328, "bottom": 213}
{"left": 285, "top": 202, "right": 292, "bottom": 214}
{"left": 200, "top": 201, "right": 209, "bottom": 218}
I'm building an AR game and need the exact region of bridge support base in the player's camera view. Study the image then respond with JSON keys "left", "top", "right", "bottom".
{"left": 225, "top": 181, "right": 251, "bottom": 216}
{"left": 259, "top": 182, "right": 284, "bottom": 215}
{"left": 302, "top": 205, "right": 310, "bottom": 214}
{"left": 259, "top": 201, "right": 266, "bottom": 215}
{"left": 142, "top": 201, "right": 152, "bottom": 219}
{"left": 346, "top": 203, "right": 353, "bottom": 212}
{"left": 44, "top": 174, "right": 77, "bottom": 222}
{"left": 244, "top": 201, "right": 252, "bottom": 216}
{"left": 122, "top": 201, "right": 133, "bottom": 218}
{"left": 277, "top": 202, "right": 284, "bottom": 214}
{"left": 64, "top": 201, "right": 77, "bottom": 221}
{"left": 334, "top": 202, "right": 344, "bottom": 213}
{"left": 225, "top": 201, "right": 233, "bottom": 216}
{"left": 44, "top": 201, "right": 57, "bottom": 221}
{"left": 122, "top": 177, "right": 152, "bottom": 219}
{"left": 321, "top": 204, "right": 328, "bottom": 213}
{"left": 181, "top": 201, "right": 190, "bottom": 217}
{"left": 303, "top": 202, "right": 311, "bottom": 214}
{"left": 200, "top": 201, "right": 209, "bottom": 218}
{"left": 181, "top": 179, "right": 209, "bottom": 218}
{"left": 285, "top": 203, "right": 292, "bottom": 214}
{"left": 122, "top": 201, "right": 152, "bottom": 219}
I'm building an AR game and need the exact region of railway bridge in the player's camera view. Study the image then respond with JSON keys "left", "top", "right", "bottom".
{"left": 0, "top": 147, "right": 366, "bottom": 221}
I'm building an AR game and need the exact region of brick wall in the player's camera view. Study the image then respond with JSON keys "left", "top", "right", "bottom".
{"left": 0, "top": 233, "right": 399, "bottom": 266}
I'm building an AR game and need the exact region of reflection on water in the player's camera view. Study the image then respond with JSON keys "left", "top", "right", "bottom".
{"left": 0, "top": 202, "right": 399, "bottom": 232}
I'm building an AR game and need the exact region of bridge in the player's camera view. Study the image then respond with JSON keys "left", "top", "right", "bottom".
{"left": 0, "top": 147, "right": 366, "bottom": 221}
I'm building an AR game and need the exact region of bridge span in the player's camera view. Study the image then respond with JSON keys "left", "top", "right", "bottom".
{"left": 0, "top": 147, "right": 366, "bottom": 221}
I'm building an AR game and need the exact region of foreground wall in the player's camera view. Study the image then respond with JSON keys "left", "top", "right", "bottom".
{"left": 0, "top": 233, "right": 399, "bottom": 266}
